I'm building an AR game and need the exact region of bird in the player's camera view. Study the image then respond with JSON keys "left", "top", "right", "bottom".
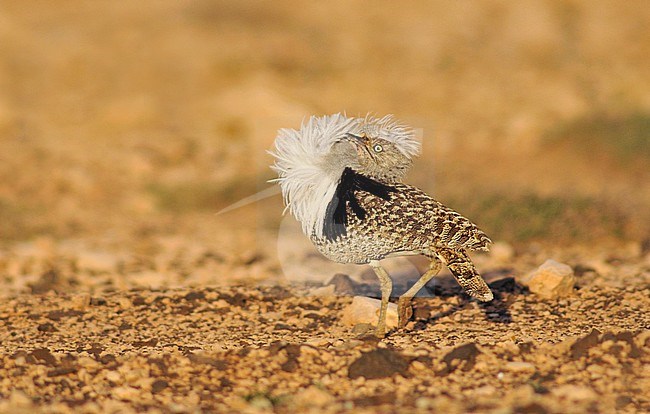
{"left": 270, "top": 113, "right": 493, "bottom": 337}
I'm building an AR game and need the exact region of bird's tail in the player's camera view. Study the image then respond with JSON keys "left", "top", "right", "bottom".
{"left": 438, "top": 248, "right": 493, "bottom": 302}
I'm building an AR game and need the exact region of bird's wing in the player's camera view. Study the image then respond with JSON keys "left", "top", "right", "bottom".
{"left": 356, "top": 183, "right": 492, "bottom": 252}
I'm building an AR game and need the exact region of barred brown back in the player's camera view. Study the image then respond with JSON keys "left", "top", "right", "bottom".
{"left": 312, "top": 180, "right": 492, "bottom": 265}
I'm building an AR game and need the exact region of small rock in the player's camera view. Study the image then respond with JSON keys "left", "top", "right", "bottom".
{"left": 304, "top": 338, "right": 331, "bottom": 347}
{"left": 550, "top": 384, "right": 597, "bottom": 401}
{"left": 37, "top": 322, "right": 57, "bottom": 332}
{"left": 292, "top": 386, "right": 334, "bottom": 408}
{"left": 117, "top": 297, "right": 133, "bottom": 310}
{"left": 524, "top": 259, "right": 575, "bottom": 299}
{"left": 415, "top": 397, "right": 436, "bottom": 409}
{"left": 505, "top": 361, "right": 535, "bottom": 372}
{"left": 274, "top": 323, "right": 293, "bottom": 331}
{"left": 131, "top": 295, "right": 146, "bottom": 306}
{"left": 151, "top": 379, "right": 168, "bottom": 393}
{"left": 113, "top": 386, "right": 140, "bottom": 401}
{"left": 248, "top": 395, "right": 273, "bottom": 409}
{"left": 184, "top": 291, "right": 205, "bottom": 301}
{"left": 71, "top": 293, "right": 91, "bottom": 311}
{"left": 438, "top": 343, "right": 480, "bottom": 375}
{"left": 13, "top": 356, "right": 26, "bottom": 367}
{"left": 106, "top": 370, "right": 122, "bottom": 383}
{"left": 340, "top": 296, "right": 398, "bottom": 328}
{"left": 348, "top": 348, "right": 410, "bottom": 379}
{"left": 326, "top": 273, "right": 357, "bottom": 295}
{"left": 474, "top": 385, "right": 498, "bottom": 397}
{"left": 213, "top": 299, "right": 230, "bottom": 309}
{"left": 90, "top": 297, "right": 107, "bottom": 306}
{"left": 47, "top": 366, "right": 77, "bottom": 377}
{"left": 333, "top": 339, "right": 364, "bottom": 351}
{"left": 410, "top": 360, "right": 427, "bottom": 371}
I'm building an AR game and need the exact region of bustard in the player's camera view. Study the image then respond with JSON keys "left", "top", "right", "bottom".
{"left": 271, "top": 114, "right": 493, "bottom": 337}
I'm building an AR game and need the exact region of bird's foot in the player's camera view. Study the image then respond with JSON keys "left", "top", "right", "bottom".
{"left": 397, "top": 297, "right": 413, "bottom": 328}
{"left": 374, "top": 323, "right": 387, "bottom": 338}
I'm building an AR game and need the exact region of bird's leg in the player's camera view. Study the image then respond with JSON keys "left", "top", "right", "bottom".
{"left": 397, "top": 256, "right": 442, "bottom": 328}
{"left": 438, "top": 248, "right": 493, "bottom": 302}
{"left": 369, "top": 260, "right": 393, "bottom": 337}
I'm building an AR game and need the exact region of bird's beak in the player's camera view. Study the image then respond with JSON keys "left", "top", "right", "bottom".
{"left": 343, "top": 133, "right": 369, "bottom": 147}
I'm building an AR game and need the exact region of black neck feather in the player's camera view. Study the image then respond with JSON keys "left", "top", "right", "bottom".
{"left": 322, "top": 168, "right": 395, "bottom": 241}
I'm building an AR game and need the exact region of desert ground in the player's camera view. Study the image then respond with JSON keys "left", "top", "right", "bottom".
{"left": 1, "top": 1, "right": 649, "bottom": 413}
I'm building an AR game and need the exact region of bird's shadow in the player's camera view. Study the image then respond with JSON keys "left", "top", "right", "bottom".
{"left": 352, "top": 265, "right": 524, "bottom": 327}
{"left": 414, "top": 270, "right": 524, "bottom": 328}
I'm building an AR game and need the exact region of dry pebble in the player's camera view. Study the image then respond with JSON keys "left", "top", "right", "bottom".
{"left": 524, "top": 259, "right": 576, "bottom": 298}
{"left": 340, "top": 296, "right": 398, "bottom": 328}
{"left": 0, "top": 245, "right": 648, "bottom": 413}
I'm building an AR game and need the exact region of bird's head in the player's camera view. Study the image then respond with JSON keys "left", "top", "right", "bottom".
{"left": 323, "top": 127, "right": 415, "bottom": 183}
{"left": 339, "top": 132, "right": 413, "bottom": 182}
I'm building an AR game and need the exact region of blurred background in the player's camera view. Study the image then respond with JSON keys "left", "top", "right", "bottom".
{"left": 0, "top": 1, "right": 649, "bottom": 291}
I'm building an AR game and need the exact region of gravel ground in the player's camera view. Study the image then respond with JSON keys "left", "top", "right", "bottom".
{"left": 1, "top": 239, "right": 648, "bottom": 413}
{"left": 1, "top": 2, "right": 650, "bottom": 413}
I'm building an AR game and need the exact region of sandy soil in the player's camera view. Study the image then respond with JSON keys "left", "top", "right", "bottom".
{"left": 0, "top": 237, "right": 649, "bottom": 413}
{"left": 1, "top": 1, "right": 650, "bottom": 413}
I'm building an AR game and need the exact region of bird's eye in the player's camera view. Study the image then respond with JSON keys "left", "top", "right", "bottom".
{"left": 373, "top": 144, "right": 383, "bottom": 153}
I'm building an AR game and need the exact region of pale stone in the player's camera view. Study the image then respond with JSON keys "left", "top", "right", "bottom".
{"left": 505, "top": 361, "right": 536, "bottom": 372}
{"left": 524, "top": 259, "right": 575, "bottom": 299}
{"left": 304, "top": 337, "right": 331, "bottom": 347}
{"left": 292, "top": 386, "right": 334, "bottom": 408}
{"left": 248, "top": 395, "right": 273, "bottom": 409}
{"left": 106, "top": 370, "right": 122, "bottom": 383}
{"left": 117, "top": 297, "right": 133, "bottom": 310}
{"left": 410, "top": 360, "right": 427, "bottom": 371}
{"left": 474, "top": 385, "right": 498, "bottom": 397}
{"left": 340, "top": 296, "right": 398, "bottom": 329}
{"left": 415, "top": 397, "right": 436, "bottom": 409}
{"left": 113, "top": 386, "right": 140, "bottom": 401}
{"left": 213, "top": 299, "right": 230, "bottom": 309}
{"left": 551, "top": 384, "right": 597, "bottom": 401}
{"left": 71, "top": 293, "right": 91, "bottom": 311}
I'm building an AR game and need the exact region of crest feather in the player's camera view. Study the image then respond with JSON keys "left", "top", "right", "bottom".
{"left": 270, "top": 113, "right": 420, "bottom": 237}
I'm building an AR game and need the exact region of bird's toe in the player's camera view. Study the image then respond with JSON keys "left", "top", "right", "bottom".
{"left": 397, "top": 297, "right": 413, "bottom": 328}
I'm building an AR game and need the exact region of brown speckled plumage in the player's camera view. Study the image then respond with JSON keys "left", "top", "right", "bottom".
{"left": 271, "top": 114, "right": 493, "bottom": 336}
{"left": 312, "top": 181, "right": 493, "bottom": 301}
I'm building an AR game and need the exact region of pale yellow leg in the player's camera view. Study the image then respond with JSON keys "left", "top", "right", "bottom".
{"left": 369, "top": 260, "right": 393, "bottom": 337}
{"left": 397, "top": 256, "right": 442, "bottom": 328}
